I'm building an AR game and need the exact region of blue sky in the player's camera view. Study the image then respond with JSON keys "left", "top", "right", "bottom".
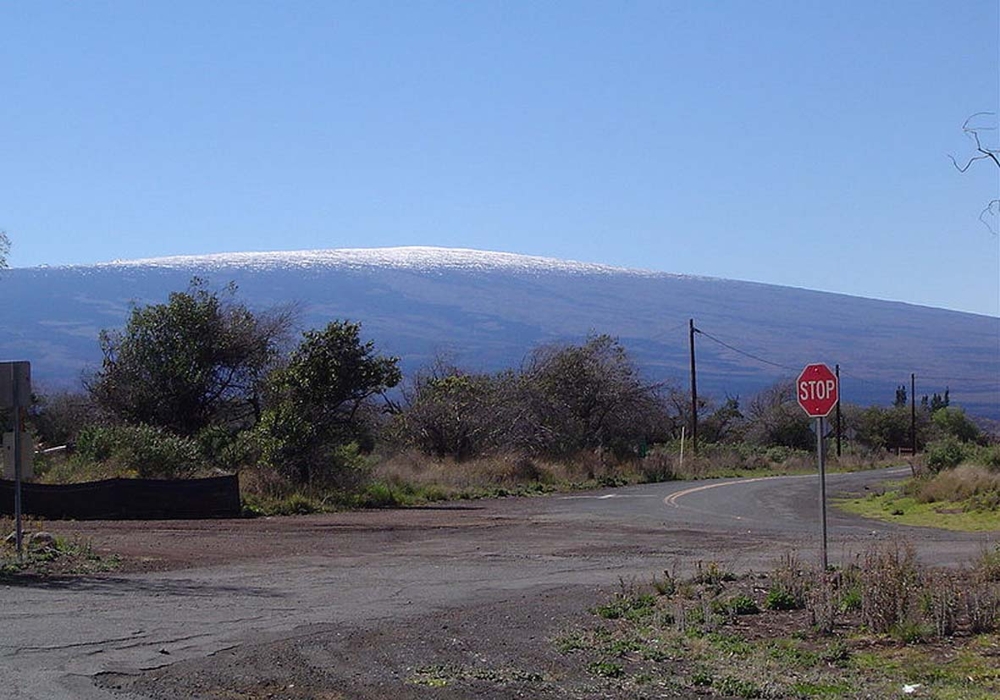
{"left": 2, "top": 2, "right": 998, "bottom": 315}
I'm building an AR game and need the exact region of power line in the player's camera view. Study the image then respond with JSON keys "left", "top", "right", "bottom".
{"left": 694, "top": 328, "right": 796, "bottom": 371}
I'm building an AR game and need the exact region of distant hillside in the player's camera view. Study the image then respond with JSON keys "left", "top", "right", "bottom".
{"left": 3, "top": 247, "right": 998, "bottom": 417}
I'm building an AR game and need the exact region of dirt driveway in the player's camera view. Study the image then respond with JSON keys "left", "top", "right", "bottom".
{"left": 3, "top": 468, "right": 993, "bottom": 699}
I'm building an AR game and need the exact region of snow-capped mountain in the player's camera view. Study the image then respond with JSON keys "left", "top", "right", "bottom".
{"left": 4, "top": 247, "right": 998, "bottom": 417}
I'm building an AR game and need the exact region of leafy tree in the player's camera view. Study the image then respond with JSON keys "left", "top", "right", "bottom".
{"left": 87, "top": 279, "right": 294, "bottom": 437}
{"left": 0, "top": 230, "right": 9, "bottom": 269}
{"left": 260, "top": 321, "right": 400, "bottom": 484}
{"left": 849, "top": 405, "right": 931, "bottom": 452}
{"left": 930, "top": 406, "right": 980, "bottom": 444}
{"left": 521, "top": 335, "right": 667, "bottom": 457}
{"left": 402, "top": 365, "right": 520, "bottom": 460}
{"left": 398, "top": 336, "right": 668, "bottom": 461}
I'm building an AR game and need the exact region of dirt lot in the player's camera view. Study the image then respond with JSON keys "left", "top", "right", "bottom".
{"left": 4, "top": 469, "right": 996, "bottom": 700}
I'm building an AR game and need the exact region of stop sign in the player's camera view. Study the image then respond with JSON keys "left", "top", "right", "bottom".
{"left": 796, "top": 363, "right": 839, "bottom": 417}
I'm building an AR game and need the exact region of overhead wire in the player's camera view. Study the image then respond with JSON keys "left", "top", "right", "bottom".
{"left": 693, "top": 327, "right": 797, "bottom": 371}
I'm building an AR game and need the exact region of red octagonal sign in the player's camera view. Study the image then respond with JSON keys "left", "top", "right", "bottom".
{"left": 796, "top": 363, "right": 839, "bottom": 418}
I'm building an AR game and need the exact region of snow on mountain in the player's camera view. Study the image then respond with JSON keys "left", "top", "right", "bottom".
{"left": 4, "top": 247, "right": 999, "bottom": 417}
{"left": 96, "top": 246, "right": 638, "bottom": 275}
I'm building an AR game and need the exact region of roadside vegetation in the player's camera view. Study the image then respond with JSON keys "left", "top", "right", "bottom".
{"left": 9, "top": 278, "right": 998, "bottom": 524}
{"left": 0, "top": 517, "right": 121, "bottom": 578}
{"left": 556, "top": 541, "right": 1000, "bottom": 698}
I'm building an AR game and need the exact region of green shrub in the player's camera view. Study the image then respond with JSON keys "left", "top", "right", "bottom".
{"left": 75, "top": 424, "right": 205, "bottom": 479}
{"left": 356, "top": 481, "right": 400, "bottom": 508}
{"left": 925, "top": 436, "right": 970, "bottom": 472}
{"left": 925, "top": 435, "right": 974, "bottom": 472}
{"left": 271, "top": 493, "right": 320, "bottom": 515}
{"left": 727, "top": 594, "right": 760, "bottom": 615}
{"left": 594, "top": 592, "right": 656, "bottom": 620}
{"left": 973, "top": 444, "right": 1000, "bottom": 470}
{"left": 765, "top": 587, "right": 803, "bottom": 611}
{"left": 838, "top": 584, "right": 863, "bottom": 613}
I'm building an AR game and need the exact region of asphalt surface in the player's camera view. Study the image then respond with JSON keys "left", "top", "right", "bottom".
{"left": 2, "top": 467, "right": 994, "bottom": 699}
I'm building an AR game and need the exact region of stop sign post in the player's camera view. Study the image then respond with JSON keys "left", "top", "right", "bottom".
{"left": 797, "top": 363, "right": 839, "bottom": 570}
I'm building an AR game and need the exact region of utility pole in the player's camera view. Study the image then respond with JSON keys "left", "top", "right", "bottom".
{"left": 835, "top": 364, "right": 842, "bottom": 458}
{"left": 689, "top": 319, "right": 698, "bottom": 455}
{"left": 910, "top": 372, "right": 917, "bottom": 456}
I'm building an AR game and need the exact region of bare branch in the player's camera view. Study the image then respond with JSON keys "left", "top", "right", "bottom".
{"left": 979, "top": 199, "right": 1000, "bottom": 235}
{"left": 949, "top": 113, "right": 999, "bottom": 235}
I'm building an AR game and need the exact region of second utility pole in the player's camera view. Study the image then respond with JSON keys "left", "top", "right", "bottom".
{"left": 689, "top": 319, "right": 698, "bottom": 455}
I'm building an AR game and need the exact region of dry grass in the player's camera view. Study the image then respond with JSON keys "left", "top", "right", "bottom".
{"left": 914, "top": 464, "right": 1000, "bottom": 504}
{"left": 373, "top": 450, "right": 609, "bottom": 494}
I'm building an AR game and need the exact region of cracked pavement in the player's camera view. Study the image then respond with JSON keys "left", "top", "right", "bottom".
{"left": 2, "top": 467, "right": 993, "bottom": 699}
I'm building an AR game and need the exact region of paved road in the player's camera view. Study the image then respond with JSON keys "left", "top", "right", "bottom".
{"left": 2, "top": 467, "right": 993, "bottom": 699}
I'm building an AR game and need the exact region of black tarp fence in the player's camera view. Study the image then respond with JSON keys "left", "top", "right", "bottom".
{"left": 0, "top": 475, "right": 241, "bottom": 520}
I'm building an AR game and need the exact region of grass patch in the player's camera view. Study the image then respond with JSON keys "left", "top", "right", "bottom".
{"left": 0, "top": 523, "right": 121, "bottom": 578}
{"left": 839, "top": 485, "right": 1000, "bottom": 531}
{"left": 555, "top": 542, "right": 1000, "bottom": 698}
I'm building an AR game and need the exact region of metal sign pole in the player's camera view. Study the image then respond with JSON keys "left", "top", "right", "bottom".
{"left": 817, "top": 415, "right": 828, "bottom": 571}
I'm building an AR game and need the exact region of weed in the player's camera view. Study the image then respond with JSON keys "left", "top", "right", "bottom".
{"left": 726, "top": 594, "right": 760, "bottom": 615}
{"left": 689, "top": 667, "right": 713, "bottom": 686}
{"left": 766, "top": 552, "right": 809, "bottom": 611}
{"left": 593, "top": 589, "right": 656, "bottom": 621}
{"left": 974, "top": 543, "right": 1000, "bottom": 583}
{"left": 838, "top": 581, "right": 863, "bottom": 613}
{"left": 765, "top": 587, "right": 803, "bottom": 611}
{"left": 890, "top": 619, "right": 931, "bottom": 644}
{"left": 860, "top": 539, "right": 921, "bottom": 634}
{"left": 606, "top": 637, "right": 642, "bottom": 657}
{"left": 693, "top": 560, "right": 737, "bottom": 586}
{"left": 819, "top": 640, "right": 852, "bottom": 667}
{"left": 964, "top": 586, "right": 1000, "bottom": 634}
{"left": 706, "top": 632, "right": 755, "bottom": 657}
{"left": 651, "top": 570, "right": 677, "bottom": 596}
{"left": 587, "top": 660, "right": 624, "bottom": 678}
{"left": 554, "top": 631, "right": 589, "bottom": 654}
{"left": 714, "top": 675, "right": 763, "bottom": 698}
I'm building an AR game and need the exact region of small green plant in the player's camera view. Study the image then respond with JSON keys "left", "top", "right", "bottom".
{"left": 890, "top": 619, "right": 930, "bottom": 644}
{"left": 652, "top": 570, "right": 677, "bottom": 596}
{"left": 594, "top": 591, "right": 656, "bottom": 621}
{"left": 765, "top": 587, "right": 803, "bottom": 611}
{"left": 690, "top": 667, "right": 714, "bottom": 687}
{"left": 819, "top": 640, "right": 852, "bottom": 667}
{"left": 587, "top": 660, "right": 624, "bottom": 678}
{"left": 727, "top": 594, "right": 760, "bottom": 615}
{"left": 838, "top": 582, "right": 863, "bottom": 613}
{"left": 766, "top": 553, "right": 808, "bottom": 610}
{"left": 714, "top": 676, "right": 763, "bottom": 698}
{"left": 693, "top": 560, "right": 737, "bottom": 586}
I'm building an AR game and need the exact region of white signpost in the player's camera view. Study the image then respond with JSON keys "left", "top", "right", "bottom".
{"left": 796, "top": 363, "right": 839, "bottom": 570}
{"left": 1, "top": 361, "right": 31, "bottom": 559}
